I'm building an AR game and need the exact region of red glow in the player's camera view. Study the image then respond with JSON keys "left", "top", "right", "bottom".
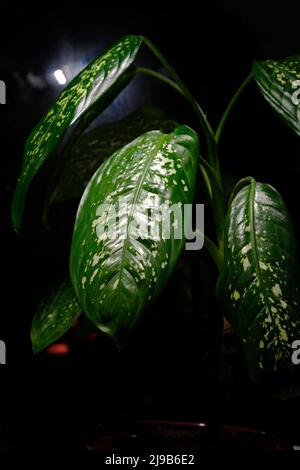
{"left": 88, "top": 331, "right": 99, "bottom": 341}
{"left": 47, "top": 343, "right": 70, "bottom": 355}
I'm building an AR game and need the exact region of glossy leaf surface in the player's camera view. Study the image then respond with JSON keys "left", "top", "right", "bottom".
{"left": 253, "top": 56, "right": 300, "bottom": 136}
{"left": 70, "top": 125, "right": 199, "bottom": 345}
{"left": 12, "top": 35, "right": 142, "bottom": 231}
{"left": 31, "top": 279, "right": 81, "bottom": 354}
{"left": 217, "top": 179, "right": 300, "bottom": 396}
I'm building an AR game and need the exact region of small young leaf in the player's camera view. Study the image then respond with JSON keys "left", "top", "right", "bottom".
{"left": 12, "top": 35, "right": 142, "bottom": 232}
{"left": 217, "top": 179, "right": 300, "bottom": 397}
{"left": 253, "top": 56, "right": 300, "bottom": 136}
{"left": 31, "top": 279, "right": 81, "bottom": 354}
{"left": 70, "top": 125, "right": 199, "bottom": 346}
{"left": 50, "top": 106, "right": 176, "bottom": 204}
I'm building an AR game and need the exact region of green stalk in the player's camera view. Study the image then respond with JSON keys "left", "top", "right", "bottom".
{"left": 215, "top": 72, "right": 253, "bottom": 145}
{"left": 141, "top": 37, "right": 218, "bottom": 171}
{"left": 136, "top": 67, "right": 183, "bottom": 95}
{"left": 204, "top": 235, "right": 223, "bottom": 272}
{"left": 199, "top": 157, "right": 225, "bottom": 247}
{"left": 136, "top": 65, "right": 226, "bottom": 252}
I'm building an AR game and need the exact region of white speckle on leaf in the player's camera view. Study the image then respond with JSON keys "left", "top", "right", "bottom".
{"left": 242, "top": 257, "right": 250, "bottom": 271}
{"left": 91, "top": 269, "right": 98, "bottom": 282}
{"left": 259, "top": 261, "right": 268, "bottom": 271}
{"left": 241, "top": 243, "right": 251, "bottom": 255}
{"left": 233, "top": 290, "right": 240, "bottom": 301}
{"left": 272, "top": 284, "right": 282, "bottom": 297}
{"left": 92, "top": 254, "right": 100, "bottom": 267}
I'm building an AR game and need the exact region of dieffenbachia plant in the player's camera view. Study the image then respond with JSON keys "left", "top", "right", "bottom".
{"left": 12, "top": 36, "right": 300, "bottom": 397}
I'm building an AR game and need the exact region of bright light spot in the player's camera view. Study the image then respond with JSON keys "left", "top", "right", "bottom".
{"left": 54, "top": 69, "right": 67, "bottom": 85}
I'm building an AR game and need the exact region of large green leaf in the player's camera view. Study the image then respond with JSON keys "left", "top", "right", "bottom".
{"left": 216, "top": 179, "right": 300, "bottom": 397}
{"left": 50, "top": 106, "right": 176, "bottom": 204}
{"left": 12, "top": 35, "right": 142, "bottom": 231}
{"left": 253, "top": 56, "right": 300, "bottom": 136}
{"left": 31, "top": 279, "right": 81, "bottom": 354}
{"left": 70, "top": 125, "right": 199, "bottom": 346}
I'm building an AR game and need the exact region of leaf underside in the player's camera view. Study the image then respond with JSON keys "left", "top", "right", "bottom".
{"left": 31, "top": 279, "right": 81, "bottom": 354}
{"left": 217, "top": 179, "right": 300, "bottom": 397}
{"left": 12, "top": 35, "right": 142, "bottom": 231}
{"left": 70, "top": 125, "right": 199, "bottom": 346}
{"left": 50, "top": 105, "right": 176, "bottom": 204}
{"left": 253, "top": 56, "right": 300, "bottom": 136}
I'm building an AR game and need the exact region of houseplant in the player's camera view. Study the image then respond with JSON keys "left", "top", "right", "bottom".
{"left": 12, "top": 35, "right": 300, "bottom": 402}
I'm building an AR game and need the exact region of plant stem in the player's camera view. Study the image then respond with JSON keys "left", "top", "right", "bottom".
{"left": 204, "top": 235, "right": 223, "bottom": 272}
{"left": 135, "top": 67, "right": 183, "bottom": 95}
{"left": 199, "top": 158, "right": 225, "bottom": 246}
{"left": 141, "top": 37, "right": 218, "bottom": 171}
{"left": 136, "top": 64, "right": 226, "bottom": 250}
{"left": 137, "top": 40, "right": 227, "bottom": 262}
{"left": 215, "top": 72, "right": 253, "bottom": 145}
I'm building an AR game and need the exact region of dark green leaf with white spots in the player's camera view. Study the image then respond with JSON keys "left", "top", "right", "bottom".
{"left": 216, "top": 179, "right": 300, "bottom": 397}
{"left": 70, "top": 125, "right": 199, "bottom": 346}
{"left": 12, "top": 35, "right": 142, "bottom": 231}
{"left": 31, "top": 279, "right": 81, "bottom": 354}
{"left": 253, "top": 56, "right": 300, "bottom": 136}
{"left": 50, "top": 106, "right": 176, "bottom": 204}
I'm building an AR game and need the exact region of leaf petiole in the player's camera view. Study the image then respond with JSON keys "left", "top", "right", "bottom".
{"left": 215, "top": 72, "right": 253, "bottom": 145}
{"left": 204, "top": 234, "right": 223, "bottom": 272}
{"left": 140, "top": 37, "right": 218, "bottom": 171}
{"left": 135, "top": 67, "right": 182, "bottom": 95}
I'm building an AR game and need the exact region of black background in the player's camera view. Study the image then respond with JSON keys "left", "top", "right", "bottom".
{"left": 1, "top": 1, "right": 300, "bottom": 449}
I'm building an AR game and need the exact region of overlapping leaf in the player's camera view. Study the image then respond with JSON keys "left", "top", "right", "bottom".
{"left": 70, "top": 125, "right": 199, "bottom": 346}
{"left": 50, "top": 106, "right": 176, "bottom": 204}
{"left": 217, "top": 179, "right": 300, "bottom": 397}
{"left": 253, "top": 56, "right": 300, "bottom": 136}
{"left": 31, "top": 279, "right": 81, "bottom": 354}
{"left": 12, "top": 35, "right": 142, "bottom": 231}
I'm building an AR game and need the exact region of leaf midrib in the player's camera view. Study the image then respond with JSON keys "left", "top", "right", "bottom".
{"left": 248, "top": 181, "right": 281, "bottom": 343}
{"left": 115, "top": 132, "right": 167, "bottom": 296}
{"left": 249, "top": 181, "right": 267, "bottom": 300}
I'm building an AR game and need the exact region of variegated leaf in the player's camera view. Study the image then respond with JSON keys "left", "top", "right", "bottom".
{"left": 217, "top": 179, "right": 300, "bottom": 397}
{"left": 31, "top": 279, "right": 81, "bottom": 354}
{"left": 253, "top": 56, "right": 300, "bottom": 136}
{"left": 70, "top": 125, "right": 199, "bottom": 346}
{"left": 12, "top": 35, "right": 142, "bottom": 231}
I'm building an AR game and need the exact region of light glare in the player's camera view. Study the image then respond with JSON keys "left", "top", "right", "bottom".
{"left": 54, "top": 69, "right": 67, "bottom": 85}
